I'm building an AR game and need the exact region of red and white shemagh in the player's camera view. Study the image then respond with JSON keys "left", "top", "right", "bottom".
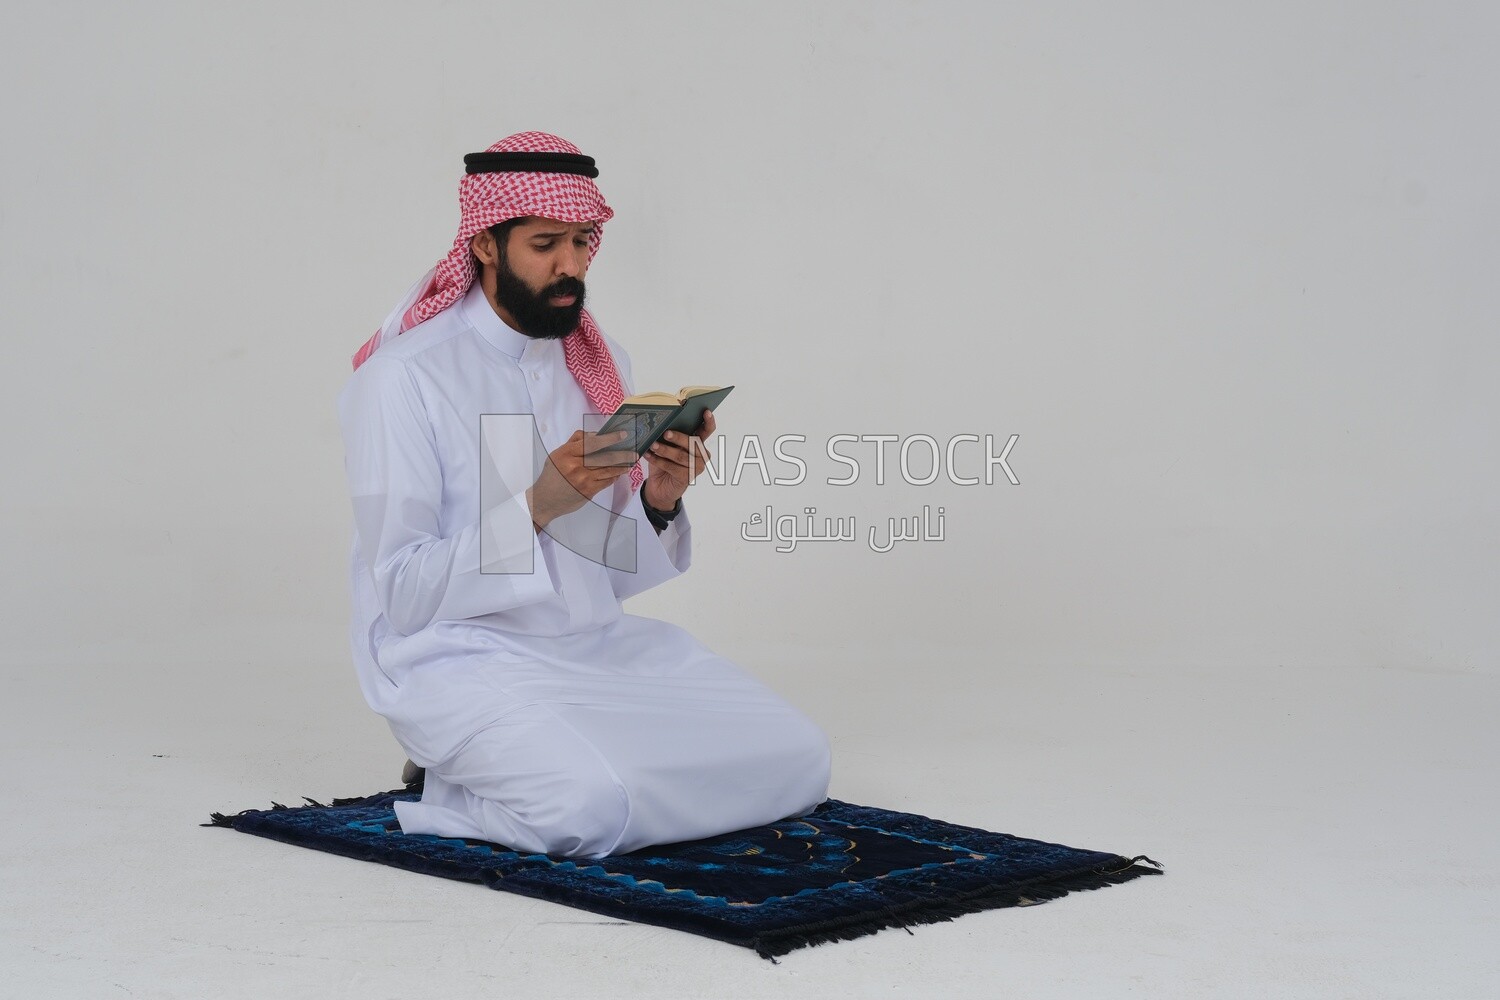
{"left": 353, "top": 131, "right": 643, "bottom": 492}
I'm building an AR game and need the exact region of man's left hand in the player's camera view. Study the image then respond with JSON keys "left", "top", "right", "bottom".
{"left": 643, "top": 409, "right": 715, "bottom": 511}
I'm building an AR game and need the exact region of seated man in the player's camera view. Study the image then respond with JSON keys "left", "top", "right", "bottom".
{"left": 336, "top": 132, "right": 831, "bottom": 859}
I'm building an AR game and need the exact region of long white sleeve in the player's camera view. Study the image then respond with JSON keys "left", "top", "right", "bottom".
{"left": 597, "top": 334, "right": 693, "bottom": 601}
{"left": 338, "top": 355, "right": 560, "bottom": 636}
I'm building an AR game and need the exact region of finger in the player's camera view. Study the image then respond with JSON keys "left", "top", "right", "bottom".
{"left": 648, "top": 434, "right": 695, "bottom": 460}
{"left": 697, "top": 409, "right": 716, "bottom": 440}
{"left": 679, "top": 432, "right": 712, "bottom": 470}
{"left": 588, "top": 466, "right": 634, "bottom": 486}
{"left": 582, "top": 461, "right": 636, "bottom": 486}
{"left": 583, "top": 449, "right": 642, "bottom": 469}
{"left": 647, "top": 442, "right": 691, "bottom": 471}
{"left": 570, "top": 428, "right": 612, "bottom": 455}
{"left": 580, "top": 429, "right": 632, "bottom": 453}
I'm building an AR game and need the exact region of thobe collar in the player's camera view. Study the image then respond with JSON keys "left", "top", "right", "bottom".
{"left": 460, "top": 279, "right": 550, "bottom": 362}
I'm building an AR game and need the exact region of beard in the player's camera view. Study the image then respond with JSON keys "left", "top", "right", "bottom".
{"left": 493, "top": 251, "right": 586, "bottom": 339}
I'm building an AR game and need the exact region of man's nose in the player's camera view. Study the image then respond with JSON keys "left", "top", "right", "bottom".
{"left": 553, "top": 249, "right": 581, "bottom": 278}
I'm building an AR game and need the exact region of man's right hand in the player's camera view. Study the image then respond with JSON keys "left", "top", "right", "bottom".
{"left": 527, "top": 428, "right": 640, "bottom": 530}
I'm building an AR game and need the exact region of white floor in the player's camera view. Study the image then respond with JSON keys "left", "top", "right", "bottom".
{"left": 4, "top": 648, "right": 1496, "bottom": 1000}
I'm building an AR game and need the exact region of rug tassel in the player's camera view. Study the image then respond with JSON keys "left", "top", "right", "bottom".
{"left": 203, "top": 788, "right": 413, "bottom": 828}
{"left": 749, "top": 857, "right": 1163, "bottom": 960}
{"left": 201, "top": 804, "right": 284, "bottom": 828}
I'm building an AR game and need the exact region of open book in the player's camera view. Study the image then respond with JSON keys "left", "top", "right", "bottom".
{"left": 596, "top": 385, "right": 734, "bottom": 457}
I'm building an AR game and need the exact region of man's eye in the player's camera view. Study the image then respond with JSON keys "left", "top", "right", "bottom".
{"left": 574, "top": 238, "right": 589, "bottom": 248}
{"left": 532, "top": 242, "right": 555, "bottom": 251}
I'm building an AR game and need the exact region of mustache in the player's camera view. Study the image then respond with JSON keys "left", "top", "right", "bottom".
{"left": 543, "top": 277, "right": 585, "bottom": 301}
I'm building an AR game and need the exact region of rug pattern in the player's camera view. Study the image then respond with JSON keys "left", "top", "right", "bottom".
{"left": 209, "top": 789, "right": 1160, "bottom": 959}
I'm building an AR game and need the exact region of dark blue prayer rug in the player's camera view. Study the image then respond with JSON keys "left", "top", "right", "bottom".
{"left": 206, "top": 787, "right": 1162, "bottom": 960}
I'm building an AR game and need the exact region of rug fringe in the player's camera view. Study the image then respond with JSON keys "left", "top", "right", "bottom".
{"left": 203, "top": 793, "right": 1163, "bottom": 961}
{"left": 749, "top": 856, "right": 1164, "bottom": 961}
{"left": 200, "top": 801, "right": 293, "bottom": 828}
{"left": 202, "top": 789, "right": 412, "bottom": 828}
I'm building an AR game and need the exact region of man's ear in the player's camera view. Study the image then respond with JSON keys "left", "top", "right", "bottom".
{"left": 470, "top": 229, "right": 498, "bottom": 269}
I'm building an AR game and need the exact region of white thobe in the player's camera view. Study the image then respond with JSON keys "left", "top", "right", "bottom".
{"left": 336, "top": 281, "right": 831, "bottom": 858}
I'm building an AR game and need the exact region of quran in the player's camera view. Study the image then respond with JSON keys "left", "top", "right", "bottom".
{"left": 596, "top": 385, "right": 733, "bottom": 457}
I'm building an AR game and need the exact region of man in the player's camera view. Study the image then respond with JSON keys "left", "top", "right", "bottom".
{"left": 337, "top": 132, "right": 831, "bottom": 859}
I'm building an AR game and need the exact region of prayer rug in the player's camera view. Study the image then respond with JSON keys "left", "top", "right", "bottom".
{"left": 207, "top": 787, "right": 1161, "bottom": 960}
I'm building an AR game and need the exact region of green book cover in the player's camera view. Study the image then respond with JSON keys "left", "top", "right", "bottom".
{"left": 596, "top": 385, "right": 734, "bottom": 457}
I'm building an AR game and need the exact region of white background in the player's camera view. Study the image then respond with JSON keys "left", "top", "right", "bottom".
{"left": 2, "top": 3, "right": 1496, "bottom": 998}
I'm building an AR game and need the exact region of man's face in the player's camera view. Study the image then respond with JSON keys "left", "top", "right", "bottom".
{"left": 480, "top": 216, "right": 594, "bottom": 338}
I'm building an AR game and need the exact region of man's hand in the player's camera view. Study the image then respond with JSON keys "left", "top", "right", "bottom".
{"left": 528, "top": 428, "right": 640, "bottom": 530}
{"left": 643, "top": 409, "right": 716, "bottom": 511}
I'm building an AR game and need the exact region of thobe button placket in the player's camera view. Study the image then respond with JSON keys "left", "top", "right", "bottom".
{"left": 528, "top": 365, "right": 544, "bottom": 435}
